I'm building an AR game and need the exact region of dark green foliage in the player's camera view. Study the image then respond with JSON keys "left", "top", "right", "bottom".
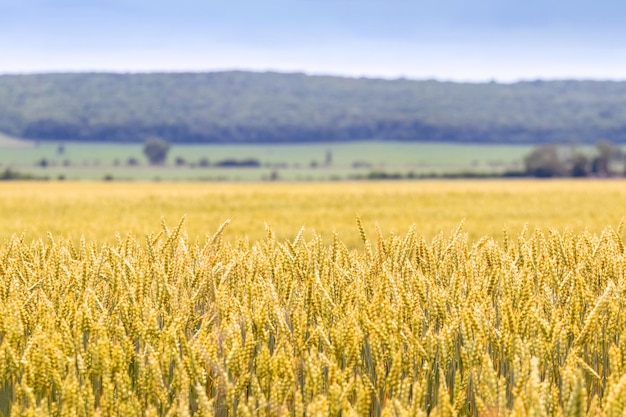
{"left": 570, "top": 153, "right": 590, "bottom": 177}
{"left": 523, "top": 140, "right": 626, "bottom": 178}
{"left": 0, "top": 168, "right": 43, "bottom": 180}
{"left": 143, "top": 137, "right": 170, "bottom": 165}
{"left": 0, "top": 168, "right": 23, "bottom": 180}
{"left": 524, "top": 145, "right": 564, "bottom": 177}
{"left": 367, "top": 171, "right": 404, "bottom": 179}
{"left": 1, "top": 72, "right": 626, "bottom": 144}
{"left": 214, "top": 158, "right": 260, "bottom": 167}
{"left": 591, "top": 140, "right": 622, "bottom": 175}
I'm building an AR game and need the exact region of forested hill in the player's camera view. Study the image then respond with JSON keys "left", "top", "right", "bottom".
{"left": 1, "top": 71, "right": 626, "bottom": 144}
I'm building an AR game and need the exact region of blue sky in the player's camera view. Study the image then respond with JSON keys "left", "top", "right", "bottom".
{"left": 2, "top": 0, "right": 626, "bottom": 81}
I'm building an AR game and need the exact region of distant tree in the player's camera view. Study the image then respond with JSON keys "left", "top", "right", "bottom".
{"left": 570, "top": 153, "right": 590, "bottom": 177}
{"left": 174, "top": 156, "right": 187, "bottom": 166}
{"left": 1, "top": 168, "right": 39, "bottom": 180}
{"left": 214, "top": 158, "right": 261, "bottom": 167}
{"left": 524, "top": 145, "right": 564, "bottom": 177}
{"left": 143, "top": 137, "right": 170, "bottom": 165}
{"left": 592, "top": 140, "right": 622, "bottom": 176}
{"left": 241, "top": 158, "right": 261, "bottom": 167}
{"left": 1, "top": 168, "right": 19, "bottom": 180}
{"left": 215, "top": 159, "right": 239, "bottom": 167}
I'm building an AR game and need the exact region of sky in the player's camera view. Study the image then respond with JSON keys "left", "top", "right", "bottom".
{"left": 2, "top": 0, "right": 626, "bottom": 82}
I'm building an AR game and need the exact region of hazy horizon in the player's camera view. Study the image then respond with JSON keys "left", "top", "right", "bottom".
{"left": 2, "top": 0, "right": 626, "bottom": 82}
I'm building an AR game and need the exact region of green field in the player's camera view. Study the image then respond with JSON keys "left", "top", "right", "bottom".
{"left": 0, "top": 140, "right": 534, "bottom": 180}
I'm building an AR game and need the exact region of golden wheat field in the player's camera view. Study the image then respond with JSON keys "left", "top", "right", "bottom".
{"left": 2, "top": 180, "right": 626, "bottom": 245}
{"left": 2, "top": 180, "right": 626, "bottom": 416}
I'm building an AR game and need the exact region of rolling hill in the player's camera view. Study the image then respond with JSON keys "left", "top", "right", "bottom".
{"left": 0, "top": 71, "right": 625, "bottom": 144}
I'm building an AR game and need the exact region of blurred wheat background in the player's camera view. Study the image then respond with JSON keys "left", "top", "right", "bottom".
{"left": 1, "top": 180, "right": 626, "bottom": 246}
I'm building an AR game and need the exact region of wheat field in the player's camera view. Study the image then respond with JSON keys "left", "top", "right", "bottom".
{"left": 2, "top": 180, "right": 626, "bottom": 245}
{"left": 2, "top": 180, "right": 626, "bottom": 415}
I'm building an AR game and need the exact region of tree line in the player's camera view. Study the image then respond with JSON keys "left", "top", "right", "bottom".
{"left": 1, "top": 72, "right": 626, "bottom": 144}
{"left": 524, "top": 140, "right": 626, "bottom": 177}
